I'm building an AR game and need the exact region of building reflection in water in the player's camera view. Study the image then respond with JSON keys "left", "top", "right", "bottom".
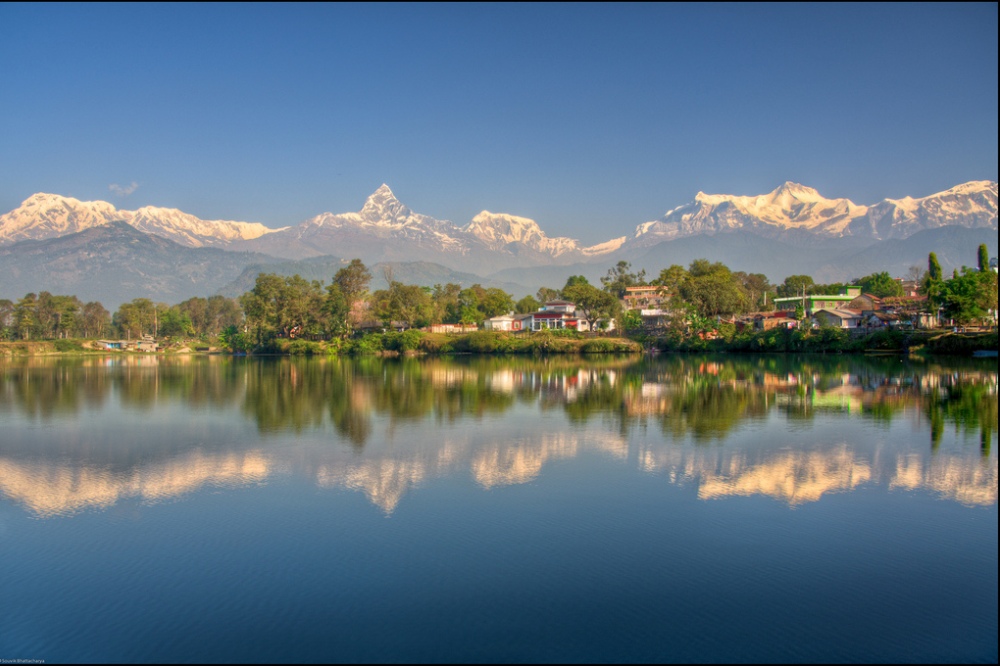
{"left": 0, "top": 354, "right": 995, "bottom": 517}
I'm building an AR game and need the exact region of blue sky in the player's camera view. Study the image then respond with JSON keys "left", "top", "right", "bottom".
{"left": 1, "top": 3, "right": 996, "bottom": 244}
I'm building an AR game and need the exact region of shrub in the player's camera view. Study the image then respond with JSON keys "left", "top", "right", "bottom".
{"left": 863, "top": 329, "right": 905, "bottom": 351}
{"left": 53, "top": 339, "right": 83, "bottom": 352}
{"left": 287, "top": 340, "right": 322, "bottom": 355}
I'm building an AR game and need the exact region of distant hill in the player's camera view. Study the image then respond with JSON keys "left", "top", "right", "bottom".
{"left": 0, "top": 222, "right": 280, "bottom": 308}
{"left": 218, "top": 258, "right": 530, "bottom": 298}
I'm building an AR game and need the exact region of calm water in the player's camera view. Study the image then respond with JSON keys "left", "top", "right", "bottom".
{"left": 1, "top": 354, "right": 996, "bottom": 663}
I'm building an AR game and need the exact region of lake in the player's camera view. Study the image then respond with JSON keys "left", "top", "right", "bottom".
{"left": 1, "top": 353, "right": 996, "bottom": 663}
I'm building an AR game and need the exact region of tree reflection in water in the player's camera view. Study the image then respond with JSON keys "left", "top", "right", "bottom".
{"left": 1, "top": 353, "right": 996, "bottom": 516}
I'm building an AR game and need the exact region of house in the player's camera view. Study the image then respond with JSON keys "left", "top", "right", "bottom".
{"left": 540, "top": 300, "right": 577, "bottom": 314}
{"left": 521, "top": 310, "right": 586, "bottom": 331}
{"left": 428, "top": 323, "right": 479, "bottom": 334}
{"left": 812, "top": 308, "right": 864, "bottom": 329}
{"left": 95, "top": 336, "right": 158, "bottom": 352}
{"left": 847, "top": 293, "right": 883, "bottom": 314}
{"left": 622, "top": 286, "right": 668, "bottom": 311}
{"left": 482, "top": 315, "right": 517, "bottom": 332}
{"left": 136, "top": 335, "right": 158, "bottom": 352}
{"left": 866, "top": 312, "right": 910, "bottom": 329}
{"left": 755, "top": 311, "right": 798, "bottom": 331}
{"left": 773, "top": 286, "right": 862, "bottom": 316}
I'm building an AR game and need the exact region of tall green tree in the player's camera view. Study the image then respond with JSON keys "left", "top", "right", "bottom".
{"left": 924, "top": 252, "right": 945, "bottom": 308}
{"left": 14, "top": 293, "right": 38, "bottom": 340}
{"left": 679, "top": 260, "right": 747, "bottom": 317}
{"left": 562, "top": 283, "right": 619, "bottom": 329}
{"left": 777, "top": 275, "right": 814, "bottom": 298}
{"left": 978, "top": 244, "right": 990, "bottom": 273}
{"left": 732, "top": 272, "right": 773, "bottom": 312}
{"left": 536, "top": 287, "right": 560, "bottom": 304}
{"left": 332, "top": 259, "right": 372, "bottom": 334}
{"left": 515, "top": 295, "right": 541, "bottom": 314}
{"left": 80, "top": 302, "right": 111, "bottom": 338}
{"left": 0, "top": 299, "right": 14, "bottom": 340}
{"left": 856, "top": 272, "right": 904, "bottom": 298}
{"left": 928, "top": 252, "right": 943, "bottom": 281}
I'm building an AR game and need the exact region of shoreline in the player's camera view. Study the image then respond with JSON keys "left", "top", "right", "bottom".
{"left": 2, "top": 328, "right": 996, "bottom": 359}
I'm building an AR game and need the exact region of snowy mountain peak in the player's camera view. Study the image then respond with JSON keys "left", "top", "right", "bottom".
{"left": 0, "top": 193, "right": 276, "bottom": 247}
{"left": 466, "top": 210, "right": 544, "bottom": 242}
{"left": 768, "top": 181, "right": 824, "bottom": 202}
{"left": 464, "top": 211, "right": 581, "bottom": 256}
{"left": 633, "top": 180, "right": 995, "bottom": 246}
{"left": 359, "top": 183, "right": 415, "bottom": 225}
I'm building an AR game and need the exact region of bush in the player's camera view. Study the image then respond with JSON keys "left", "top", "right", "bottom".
{"left": 287, "top": 340, "right": 322, "bottom": 355}
{"left": 863, "top": 329, "right": 905, "bottom": 351}
{"left": 382, "top": 330, "right": 423, "bottom": 352}
{"left": 581, "top": 339, "right": 616, "bottom": 353}
{"left": 53, "top": 339, "right": 83, "bottom": 352}
{"left": 346, "top": 333, "right": 384, "bottom": 355}
{"left": 459, "top": 331, "right": 505, "bottom": 353}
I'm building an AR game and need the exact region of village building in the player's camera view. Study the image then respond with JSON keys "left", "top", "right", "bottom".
{"left": 772, "top": 286, "right": 862, "bottom": 316}
{"left": 811, "top": 308, "right": 865, "bottom": 329}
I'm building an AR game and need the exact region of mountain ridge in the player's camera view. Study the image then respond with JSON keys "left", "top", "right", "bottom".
{"left": 4, "top": 181, "right": 994, "bottom": 263}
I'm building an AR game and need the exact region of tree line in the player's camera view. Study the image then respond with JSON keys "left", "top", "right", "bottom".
{"left": 2, "top": 244, "right": 995, "bottom": 343}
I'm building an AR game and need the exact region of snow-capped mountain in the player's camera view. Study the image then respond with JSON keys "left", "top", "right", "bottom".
{"left": 465, "top": 211, "right": 580, "bottom": 256}
{"left": 852, "top": 180, "right": 998, "bottom": 239}
{"left": 629, "top": 181, "right": 997, "bottom": 247}
{"left": 236, "top": 185, "right": 618, "bottom": 269}
{"left": 2, "top": 181, "right": 995, "bottom": 279}
{"left": 0, "top": 193, "right": 279, "bottom": 248}
{"left": 288, "top": 184, "right": 467, "bottom": 252}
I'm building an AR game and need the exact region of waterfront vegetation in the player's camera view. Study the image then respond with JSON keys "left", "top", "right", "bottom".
{"left": 1, "top": 245, "right": 995, "bottom": 357}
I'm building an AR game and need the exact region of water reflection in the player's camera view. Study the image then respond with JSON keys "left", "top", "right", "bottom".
{"left": 1, "top": 354, "right": 996, "bottom": 516}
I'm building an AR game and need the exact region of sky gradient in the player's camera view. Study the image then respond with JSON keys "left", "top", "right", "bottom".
{"left": 1, "top": 3, "right": 997, "bottom": 244}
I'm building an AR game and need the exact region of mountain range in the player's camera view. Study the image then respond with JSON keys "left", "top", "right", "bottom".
{"left": 0, "top": 181, "right": 995, "bottom": 307}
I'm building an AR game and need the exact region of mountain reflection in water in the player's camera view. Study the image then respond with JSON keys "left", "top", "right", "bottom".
{"left": 1, "top": 354, "right": 996, "bottom": 517}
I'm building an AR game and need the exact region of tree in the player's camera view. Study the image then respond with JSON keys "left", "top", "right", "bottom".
{"left": 515, "top": 295, "right": 541, "bottom": 314}
{"left": 480, "top": 288, "right": 514, "bottom": 319}
{"left": 923, "top": 252, "right": 945, "bottom": 308}
{"left": 157, "top": 307, "right": 195, "bottom": 337}
{"left": 733, "top": 272, "right": 773, "bottom": 312}
{"left": 80, "top": 302, "right": 111, "bottom": 338}
{"left": 432, "top": 283, "right": 462, "bottom": 324}
{"left": 333, "top": 259, "right": 372, "bottom": 334}
{"left": 777, "top": 275, "right": 814, "bottom": 298}
{"left": 940, "top": 268, "right": 986, "bottom": 326}
{"left": 0, "top": 299, "right": 14, "bottom": 340}
{"left": 14, "top": 293, "right": 37, "bottom": 340}
{"left": 678, "top": 260, "right": 747, "bottom": 317}
{"left": 324, "top": 284, "right": 350, "bottom": 338}
{"left": 601, "top": 260, "right": 646, "bottom": 298}
{"left": 375, "top": 281, "right": 432, "bottom": 329}
{"left": 562, "top": 283, "right": 618, "bottom": 328}
{"left": 856, "top": 272, "right": 904, "bottom": 298}
{"left": 928, "top": 252, "right": 943, "bottom": 281}
{"left": 536, "top": 287, "right": 560, "bottom": 304}
{"left": 978, "top": 244, "right": 990, "bottom": 273}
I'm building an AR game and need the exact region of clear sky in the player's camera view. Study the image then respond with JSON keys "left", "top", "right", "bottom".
{"left": 1, "top": 2, "right": 996, "bottom": 244}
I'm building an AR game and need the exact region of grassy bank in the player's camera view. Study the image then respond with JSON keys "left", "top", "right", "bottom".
{"left": 258, "top": 330, "right": 644, "bottom": 356}
{"left": 3, "top": 328, "right": 993, "bottom": 357}
{"left": 649, "top": 326, "right": 998, "bottom": 355}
